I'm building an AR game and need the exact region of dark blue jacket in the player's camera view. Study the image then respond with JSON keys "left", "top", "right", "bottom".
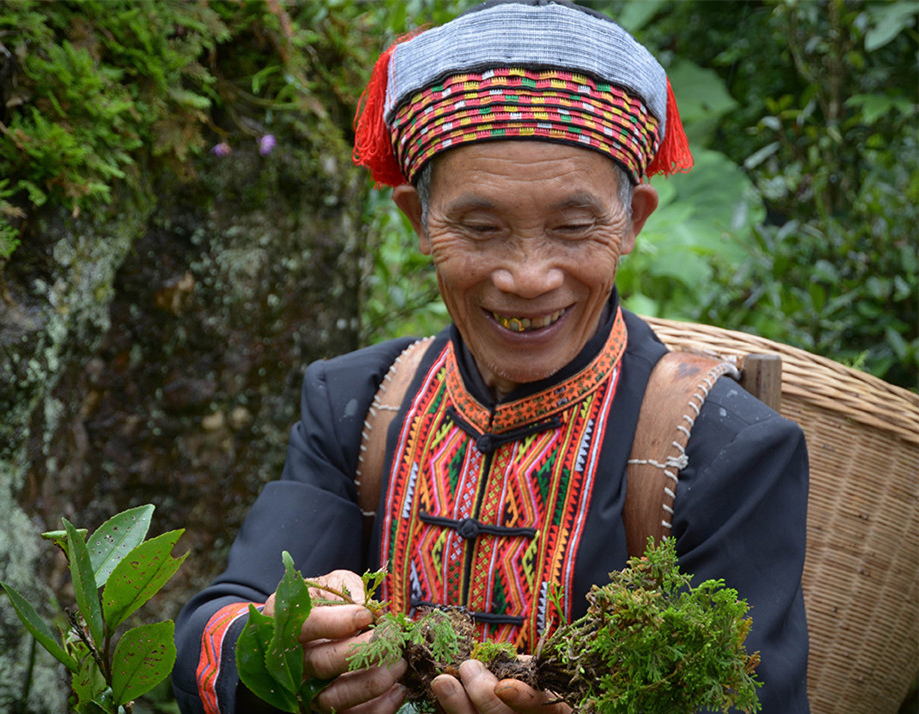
{"left": 173, "top": 305, "right": 810, "bottom": 714}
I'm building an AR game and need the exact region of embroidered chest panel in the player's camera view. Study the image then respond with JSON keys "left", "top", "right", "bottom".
{"left": 378, "top": 313, "right": 627, "bottom": 651}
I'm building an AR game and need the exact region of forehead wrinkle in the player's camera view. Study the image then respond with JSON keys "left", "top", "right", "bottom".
{"left": 440, "top": 194, "right": 498, "bottom": 214}
{"left": 550, "top": 192, "right": 608, "bottom": 214}
{"left": 438, "top": 187, "right": 612, "bottom": 217}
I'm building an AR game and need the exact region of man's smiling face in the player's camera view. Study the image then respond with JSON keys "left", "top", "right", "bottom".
{"left": 395, "top": 140, "right": 658, "bottom": 398}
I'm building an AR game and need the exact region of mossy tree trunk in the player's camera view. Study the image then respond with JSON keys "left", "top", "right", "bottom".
{"left": 0, "top": 115, "right": 367, "bottom": 712}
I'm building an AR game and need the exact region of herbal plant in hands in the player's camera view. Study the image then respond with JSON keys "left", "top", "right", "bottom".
{"left": 0, "top": 505, "right": 187, "bottom": 714}
{"left": 534, "top": 537, "right": 762, "bottom": 713}
{"left": 235, "top": 553, "right": 387, "bottom": 714}
{"left": 350, "top": 538, "right": 762, "bottom": 714}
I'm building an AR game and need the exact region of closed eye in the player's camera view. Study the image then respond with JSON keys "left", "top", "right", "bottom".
{"left": 552, "top": 223, "right": 594, "bottom": 237}
{"left": 463, "top": 223, "right": 502, "bottom": 236}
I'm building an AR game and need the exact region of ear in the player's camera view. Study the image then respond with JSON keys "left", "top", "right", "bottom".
{"left": 622, "top": 183, "right": 659, "bottom": 255}
{"left": 392, "top": 184, "right": 430, "bottom": 254}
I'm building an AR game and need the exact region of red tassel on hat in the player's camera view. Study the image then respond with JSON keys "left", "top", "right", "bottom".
{"left": 647, "top": 79, "right": 693, "bottom": 178}
{"left": 353, "top": 33, "right": 424, "bottom": 187}
{"left": 352, "top": 43, "right": 403, "bottom": 187}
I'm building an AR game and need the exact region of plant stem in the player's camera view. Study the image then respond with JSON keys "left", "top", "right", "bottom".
{"left": 301, "top": 579, "right": 385, "bottom": 618}
{"left": 16, "top": 636, "right": 36, "bottom": 714}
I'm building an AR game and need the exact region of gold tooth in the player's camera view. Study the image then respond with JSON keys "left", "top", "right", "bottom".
{"left": 494, "top": 309, "right": 562, "bottom": 331}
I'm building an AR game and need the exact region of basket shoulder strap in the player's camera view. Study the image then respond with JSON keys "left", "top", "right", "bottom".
{"left": 356, "top": 337, "right": 434, "bottom": 519}
{"left": 624, "top": 351, "right": 740, "bottom": 557}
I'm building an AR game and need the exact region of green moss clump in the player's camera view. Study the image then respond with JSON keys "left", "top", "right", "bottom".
{"left": 349, "top": 539, "right": 761, "bottom": 714}
{"left": 0, "top": 1, "right": 227, "bottom": 257}
{"left": 0, "top": 0, "right": 398, "bottom": 263}
{"left": 536, "top": 538, "right": 761, "bottom": 714}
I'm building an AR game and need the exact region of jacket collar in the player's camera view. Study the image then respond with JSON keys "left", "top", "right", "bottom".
{"left": 446, "top": 291, "right": 627, "bottom": 433}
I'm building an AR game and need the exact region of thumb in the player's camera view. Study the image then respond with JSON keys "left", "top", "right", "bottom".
{"left": 495, "top": 680, "right": 569, "bottom": 714}
{"left": 310, "top": 569, "right": 366, "bottom": 604}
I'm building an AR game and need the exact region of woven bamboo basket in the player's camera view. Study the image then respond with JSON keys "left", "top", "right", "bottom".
{"left": 643, "top": 316, "right": 919, "bottom": 714}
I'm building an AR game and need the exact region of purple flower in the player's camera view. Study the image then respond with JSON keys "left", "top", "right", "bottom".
{"left": 210, "top": 142, "right": 231, "bottom": 157}
{"left": 259, "top": 134, "right": 276, "bottom": 156}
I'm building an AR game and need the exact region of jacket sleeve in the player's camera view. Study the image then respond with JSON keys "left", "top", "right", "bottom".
{"left": 172, "top": 339, "right": 413, "bottom": 714}
{"left": 674, "top": 377, "right": 811, "bottom": 714}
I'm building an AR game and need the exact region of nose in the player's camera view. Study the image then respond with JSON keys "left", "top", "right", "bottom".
{"left": 491, "top": 242, "right": 565, "bottom": 298}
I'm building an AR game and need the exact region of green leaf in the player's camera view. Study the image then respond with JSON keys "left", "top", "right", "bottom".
{"left": 617, "top": 0, "right": 666, "bottom": 33}
{"left": 41, "top": 528, "right": 88, "bottom": 561}
{"left": 251, "top": 64, "right": 281, "bottom": 95}
{"left": 87, "top": 504, "right": 155, "bottom": 588}
{"left": 865, "top": 2, "right": 918, "bottom": 51}
{"left": 266, "top": 552, "right": 312, "bottom": 693}
{"left": 299, "top": 676, "right": 334, "bottom": 704}
{"left": 743, "top": 142, "right": 780, "bottom": 170}
{"left": 65, "top": 518, "right": 105, "bottom": 649}
{"left": 361, "top": 569, "right": 387, "bottom": 601}
{"left": 74, "top": 700, "right": 110, "bottom": 714}
{"left": 111, "top": 621, "right": 176, "bottom": 705}
{"left": 668, "top": 60, "right": 739, "bottom": 146}
{"left": 102, "top": 530, "right": 187, "bottom": 630}
{"left": 885, "top": 326, "right": 909, "bottom": 360}
{"left": 0, "top": 580, "right": 78, "bottom": 672}
{"left": 621, "top": 293, "right": 660, "bottom": 318}
{"left": 647, "top": 251, "right": 713, "bottom": 287}
{"left": 237, "top": 605, "right": 300, "bottom": 713}
{"left": 71, "top": 651, "right": 108, "bottom": 710}
{"left": 845, "top": 93, "right": 911, "bottom": 125}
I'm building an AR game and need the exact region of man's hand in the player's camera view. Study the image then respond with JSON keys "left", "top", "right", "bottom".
{"left": 263, "top": 569, "right": 407, "bottom": 714}
{"left": 432, "top": 659, "right": 571, "bottom": 714}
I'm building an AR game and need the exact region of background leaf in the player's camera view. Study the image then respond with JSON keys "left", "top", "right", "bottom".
{"left": 64, "top": 518, "right": 105, "bottom": 649}
{"left": 864, "top": 2, "right": 917, "bottom": 51}
{"left": 0, "top": 580, "right": 78, "bottom": 672}
{"left": 110, "top": 621, "right": 176, "bottom": 705}
{"left": 87, "top": 504, "right": 155, "bottom": 588}
{"left": 102, "top": 529, "right": 188, "bottom": 630}
{"left": 667, "top": 60, "right": 739, "bottom": 146}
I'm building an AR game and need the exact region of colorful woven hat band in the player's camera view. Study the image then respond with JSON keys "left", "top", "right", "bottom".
{"left": 390, "top": 68, "right": 661, "bottom": 186}
{"left": 352, "top": 1, "right": 692, "bottom": 187}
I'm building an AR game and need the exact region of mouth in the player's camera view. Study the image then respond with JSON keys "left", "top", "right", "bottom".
{"left": 490, "top": 308, "right": 566, "bottom": 333}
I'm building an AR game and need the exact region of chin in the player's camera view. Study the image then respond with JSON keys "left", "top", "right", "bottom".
{"left": 490, "top": 359, "right": 566, "bottom": 388}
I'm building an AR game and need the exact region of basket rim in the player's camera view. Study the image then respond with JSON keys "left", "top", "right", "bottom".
{"left": 642, "top": 315, "right": 919, "bottom": 446}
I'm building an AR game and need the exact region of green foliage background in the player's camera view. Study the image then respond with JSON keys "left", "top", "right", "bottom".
{"left": 2, "top": 1, "right": 915, "bottom": 387}
{"left": 2, "top": 0, "right": 915, "bottom": 387}
{"left": 360, "top": 0, "right": 919, "bottom": 389}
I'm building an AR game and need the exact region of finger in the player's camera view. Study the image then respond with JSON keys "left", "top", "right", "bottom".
{"left": 304, "top": 630, "right": 381, "bottom": 678}
{"left": 314, "top": 659, "right": 408, "bottom": 713}
{"left": 457, "top": 660, "right": 515, "bottom": 714}
{"left": 309, "top": 569, "right": 366, "bottom": 604}
{"left": 432, "top": 673, "right": 477, "bottom": 714}
{"left": 495, "top": 679, "right": 571, "bottom": 714}
{"left": 300, "top": 605, "right": 373, "bottom": 644}
{"left": 262, "top": 592, "right": 276, "bottom": 617}
{"left": 266, "top": 569, "right": 364, "bottom": 618}
{"left": 331, "top": 683, "right": 408, "bottom": 714}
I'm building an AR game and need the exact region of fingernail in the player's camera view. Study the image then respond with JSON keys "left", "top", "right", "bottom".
{"left": 392, "top": 684, "right": 408, "bottom": 704}
{"left": 432, "top": 675, "right": 457, "bottom": 697}
{"left": 353, "top": 608, "right": 373, "bottom": 629}
{"left": 459, "top": 659, "right": 483, "bottom": 677}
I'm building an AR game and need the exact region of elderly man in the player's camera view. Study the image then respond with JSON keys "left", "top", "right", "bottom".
{"left": 173, "top": 2, "right": 810, "bottom": 713}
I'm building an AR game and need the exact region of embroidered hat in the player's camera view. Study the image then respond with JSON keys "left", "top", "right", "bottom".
{"left": 353, "top": 0, "right": 692, "bottom": 186}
